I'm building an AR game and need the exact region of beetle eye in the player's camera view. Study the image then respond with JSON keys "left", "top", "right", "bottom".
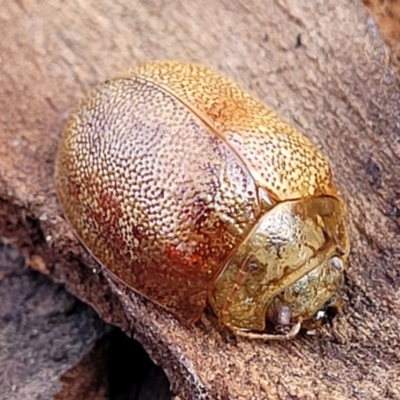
{"left": 329, "top": 256, "right": 343, "bottom": 272}
{"left": 276, "top": 305, "right": 292, "bottom": 326}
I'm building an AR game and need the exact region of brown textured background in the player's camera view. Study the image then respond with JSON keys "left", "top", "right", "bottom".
{"left": 1, "top": 0, "right": 400, "bottom": 399}
{"left": 362, "top": 0, "right": 400, "bottom": 77}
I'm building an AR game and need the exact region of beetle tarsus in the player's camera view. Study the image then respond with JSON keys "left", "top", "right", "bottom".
{"left": 227, "top": 320, "right": 302, "bottom": 341}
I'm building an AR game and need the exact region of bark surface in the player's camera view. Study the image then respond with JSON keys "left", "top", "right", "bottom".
{"left": 1, "top": 1, "right": 399, "bottom": 399}
{"left": 0, "top": 239, "right": 110, "bottom": 400}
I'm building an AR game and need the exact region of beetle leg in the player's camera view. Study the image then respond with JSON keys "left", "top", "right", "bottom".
{"left": 225, "top": 320, "right": 302, "bottom": 341}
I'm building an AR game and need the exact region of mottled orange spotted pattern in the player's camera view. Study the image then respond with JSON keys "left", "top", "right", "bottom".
{"left": 122, "top": 61, "right": 335, "bottom": 200}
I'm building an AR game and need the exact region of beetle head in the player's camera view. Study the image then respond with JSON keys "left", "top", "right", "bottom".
{"left": 209, "top": 195, "right": 349, "bottom": 339}
{"left": 266, "top": 253, "right": 346, "bottom": 335}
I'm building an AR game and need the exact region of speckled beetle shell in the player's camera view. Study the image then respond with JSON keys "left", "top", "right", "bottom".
{"left": 55, "top": 61, "right": 350, "bottom": 340}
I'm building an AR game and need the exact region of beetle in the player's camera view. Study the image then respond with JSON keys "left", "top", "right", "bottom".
{"left": 55, "top": 61, "right": 349, "bottom": 340}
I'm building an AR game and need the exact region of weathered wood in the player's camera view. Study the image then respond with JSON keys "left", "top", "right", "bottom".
{"left": 361, "top": 0, "right": 400, "bottom": 79}
{"left": 0, "top": 239, "right": 171, "bottom": 400}
{"left": 0, "top": 239, "right": 110, "bottom": 400}
{"left": 54, "top": 338, "right": 109, "bottom": 400}
{"left": 1, "top": 0, "right": 399, "bottom": 399}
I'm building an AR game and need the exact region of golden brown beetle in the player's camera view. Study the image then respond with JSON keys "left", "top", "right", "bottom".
{"left": 55, "top": 61, "right": 349, "bottom": 340}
